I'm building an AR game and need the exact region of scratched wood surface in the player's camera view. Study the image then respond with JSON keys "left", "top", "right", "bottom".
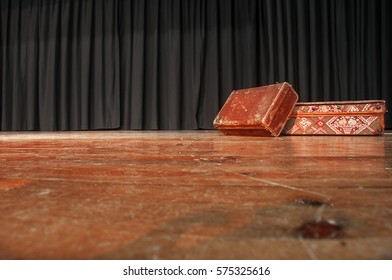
{"left": 0, "top": 131, "right": 391, "bottom": 260}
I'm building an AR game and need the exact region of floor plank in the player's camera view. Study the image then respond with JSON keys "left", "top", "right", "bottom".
{"left": 0, "top": 131, "right": 391, "bottom": 259}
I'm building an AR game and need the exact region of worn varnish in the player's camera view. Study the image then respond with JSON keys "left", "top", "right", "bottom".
{"left": 0, "top": 131, "right": 391, "bottom": 260}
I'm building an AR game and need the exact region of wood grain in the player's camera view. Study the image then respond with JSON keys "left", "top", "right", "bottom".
{"left": 0, "top": 131, "right": 391, "bottom": 259}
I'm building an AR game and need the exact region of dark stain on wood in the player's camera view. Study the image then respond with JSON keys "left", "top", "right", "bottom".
{"left": 294, "top": 198, "right": 332, "bottom": 207}
{"left": 297, "top": 220, "right": 344, "bottom": 239}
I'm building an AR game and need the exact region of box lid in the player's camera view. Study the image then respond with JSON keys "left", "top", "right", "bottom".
{"left": 290, "top": 100, "right": 386, "bottom": 116}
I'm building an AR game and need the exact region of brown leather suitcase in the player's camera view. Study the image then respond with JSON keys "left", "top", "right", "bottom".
{"left": 213, "top": 82, "right": 299, "bottom": 136}
{"left": 283, "top": 100, "right": 386, "bottom": 135}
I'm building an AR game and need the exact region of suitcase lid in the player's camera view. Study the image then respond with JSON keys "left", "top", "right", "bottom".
{"left": 213, "top": 82, "right": 298, "bottom": 136}
{"left": 291, "top": 100, "right": 386, "bottom": 116}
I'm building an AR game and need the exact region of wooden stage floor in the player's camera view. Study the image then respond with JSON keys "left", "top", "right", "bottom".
{"left": 0, "top": 130, "right": 391, "bottom": 260}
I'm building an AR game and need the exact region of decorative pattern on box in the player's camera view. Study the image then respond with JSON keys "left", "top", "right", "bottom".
{"left": 283, "top": 100, "right": 386, "bottom": 135}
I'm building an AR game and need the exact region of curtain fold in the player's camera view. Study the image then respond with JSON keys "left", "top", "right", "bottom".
{"left": 1, "top": 0, "right": 391, "bottom": 130}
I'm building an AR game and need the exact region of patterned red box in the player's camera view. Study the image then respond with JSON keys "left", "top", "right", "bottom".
{"left": 283, "top": 100, "right": 386, "bottom": 135}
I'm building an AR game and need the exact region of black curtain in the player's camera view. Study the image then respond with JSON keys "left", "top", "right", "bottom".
{"left": 1, "top": 0, "right": 391, "bottom": 130}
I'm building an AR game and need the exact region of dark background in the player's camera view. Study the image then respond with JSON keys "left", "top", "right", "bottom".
{"left": 1, "top": 0, "right": 391, "bottom": 130}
